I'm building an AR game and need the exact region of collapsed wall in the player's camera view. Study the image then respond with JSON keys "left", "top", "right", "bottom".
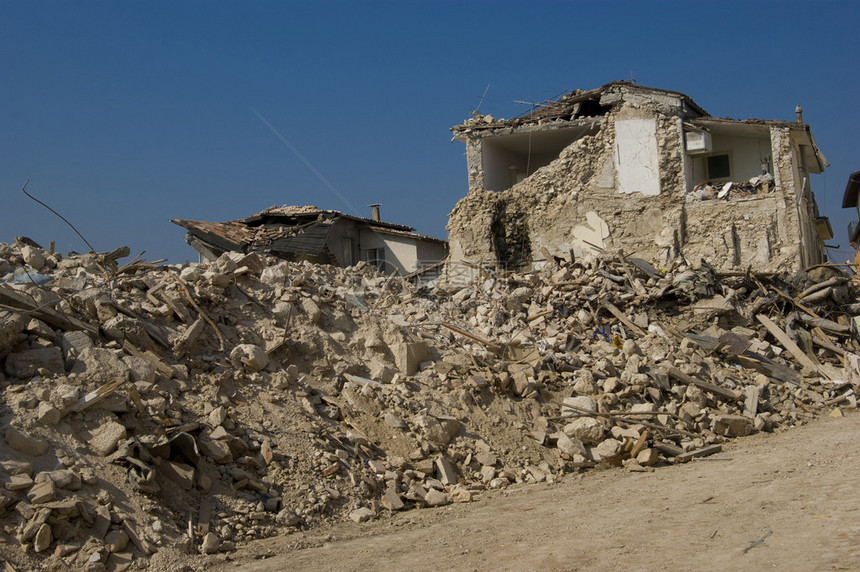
{"left": 448, "top": 84, "right": 812, "bottom": 273}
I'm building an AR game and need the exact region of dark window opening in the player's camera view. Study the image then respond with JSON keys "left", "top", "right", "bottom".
{"left": 706, "top": 153, "right": 731, "bottom": 180}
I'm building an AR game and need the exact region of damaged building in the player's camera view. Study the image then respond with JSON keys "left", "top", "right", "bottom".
{"left": 172, "top": 205, "right": 447, "bottom": 276}
{"left": 447, "top": 81, "right": 831, "bottom": 272}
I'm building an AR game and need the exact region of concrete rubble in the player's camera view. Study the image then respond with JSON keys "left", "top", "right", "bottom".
{"left": 0, "top": 237, "right": 858, "bottom": 570}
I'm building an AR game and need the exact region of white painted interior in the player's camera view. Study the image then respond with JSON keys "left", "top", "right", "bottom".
{"left": 614, "top": 118, "right": 661, "bottom": 196}
{"left": 687, "top": 127, "right": 772, "bottom": 191}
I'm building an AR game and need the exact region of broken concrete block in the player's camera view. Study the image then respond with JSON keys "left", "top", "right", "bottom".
{"left": 636, "top": 448, "right": 659, "bottom": 467}
{"left": 200, "top": 532, "right": 220, "bottom": 555}
{"left": 423, "top": 489, "right": 450, "bottom": 507}
{"left": 556, "top": 433, "right": 587, "bottom": 457}
{"left": 563, "top": 417, "right": 605, "bottom": 445}
{"left": 104, "top": 529, "right": 129, "bottom": 553}
{"left": 4, "top": 346, "right": 65, "bottom": 378}
{"left": 381, "top": 487, "right": 405, "bottom": 511}
{"left": 5, "top": 473, "right": 34, "bottom": 491}
{"left": 0, "top": 310, "right": 27, "bottom": 353}
{"left": 90, "top": 420, "right": 127, "bottom": 456}
{"left": 70, "top": 347, "right": 131, "bottom": 383}
{"left": 20, "top": 245, "right": 47, "bottom": 271}
{"left": 382, "top": 412, "right": 406, "bottom": 429}
{"left": 450, "top": 486, "right": 472, "bottom": 503}
{"left": 435, "top": 457, "right": 458, "bottom": 485}
{"left": 36, "top": 402, "right": 61, "bottom": 426}
{"left": 301, "top": 298, "right": 322, "bottom": 323}
{"left": 27, "top": 480, "right": 56, "bottom": 504}
{"left": 392, "top": 340, "right": 433, "bottom": 375}
{"left": 594, "top": 438, "right": 623, "bottom": 461}
{"left": 209, "top": 406, "right": 228, "bottom": 427}
{"left": 5, "top": 427, "right": 49, "bottom": 456}
{"left": 33, "top": 522, "right": 52, "bottom": 552}
{"left": 712, "top": 414, "right": 754, "bottom": 438}
{"left": 229, "top": 344, "right": 269, "bottom": 373}
{"left": 562, "top": 396, "right": 597, "bottom": 414}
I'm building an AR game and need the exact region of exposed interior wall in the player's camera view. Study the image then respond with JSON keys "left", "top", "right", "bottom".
{"left": 688, "top": 129, "right": 772, "bottom": 189}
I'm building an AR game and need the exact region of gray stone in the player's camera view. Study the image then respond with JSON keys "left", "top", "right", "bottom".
{"left": 229, "top": 344, "right": 269, "bottom": 373}
{"left": 435, "top": 456, "right": 458, "bottom": 485}
{"left": 104, "top": 529, "right": 129, "bottom": 553}
{"left": 33, "top": 522, "right": 52, "bottom": 552}
{"left": 200, "top": 532, "right": 220, "bottom": 555}
{"left": 20, "top": 245, "right": 47, "bottom": 271}
{"left": 562, "top": 396, "right": 597, "bottom": 414}
{"left": 27, "top": 480, "right": 56, "bottom": 504}
{"left": 90, "top": 420, "right": 127, "bottom": 456}
{"left": 712, "top": 414, "right": 754, "bottom": 437}
{"left": 392, "top": 340, "right": 433, "bottom": 375}
{"left": 636, "top": 448, "right": 659, "bottom": 466}
{"left": 424, "top": 489, "right": 451, "bottom": 507}
{"left": 70, "top": 347, "right": 130, "bottom": 383}
{"left": 56, "top": 330, "right": 95, "bottom": 359}
{"left": 382, "top": 412, "right": 406, "bottom": 429}
{"left": 349, "top": 507, "right": 376, "bottom": 523}
{"left": 556, "top": 433, "right": 587, "bottom": 457}
{"left": 36, "top": 402, "right": 61, "bottom": 426}
{"left": 209, "top": 406, "right": 228, "bottom": 427}
{"left": 480, "top": 465, "right": 496, "bottom": 482}
{"left": 0, "top": 310, "right": 27, "bottom": 353}
{"left": 594, "top": 438, "right": 623, "bottom": 461}
{"left": 563, "top": 417, "right": 605, "bottom": 445}
{"left": 275, "top": 509, "right": 302, "bottom": 526}
{"left": 4, "top": 347, "right": 65, "bottom": 378}
{"left": 5, "top": 427, "right": 49, "bottom": 456}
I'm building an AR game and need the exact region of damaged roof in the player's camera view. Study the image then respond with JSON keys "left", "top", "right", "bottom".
{"left": 451, "top": 81, "right": 709, "bottom": 133}
{"left": 171, "top": 205, "right": 444, "bottom": 257}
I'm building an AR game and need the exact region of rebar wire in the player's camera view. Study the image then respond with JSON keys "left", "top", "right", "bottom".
{"left": 21, "top": 179, "right": 108, "bottom": 273}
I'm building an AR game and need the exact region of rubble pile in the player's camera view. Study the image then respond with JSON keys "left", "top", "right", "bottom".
{"left": 1, "top": 239, "right": 858, "bottom": 570}
{"left": 688, "top": 173, "right": 775, "bottom": 201}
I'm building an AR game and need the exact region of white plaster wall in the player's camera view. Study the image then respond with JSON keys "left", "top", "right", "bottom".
{"left": 614, "top": 118, "right": 661, "bottom": 196}
{"left": 358, "top": 229, "right": 419, "bottom": 274}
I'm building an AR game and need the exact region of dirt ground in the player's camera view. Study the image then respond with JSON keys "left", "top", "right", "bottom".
{"left": 200, "top": 411, "right": 860, "bottom": 572}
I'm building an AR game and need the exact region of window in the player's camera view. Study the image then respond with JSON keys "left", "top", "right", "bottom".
{"left": 706, "top": 153, "right": 732, "bottom": 180}
{"left": 365, "top": 248, "right": 385, "bottom": 271}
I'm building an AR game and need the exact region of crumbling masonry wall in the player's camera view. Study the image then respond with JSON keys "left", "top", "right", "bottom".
{"left": 449, "top": 100, "right": 690, "bottom": 269}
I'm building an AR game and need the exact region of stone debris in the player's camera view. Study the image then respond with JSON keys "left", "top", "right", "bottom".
{"left": 0, "top": 237, "right": 858, "bottom": 569}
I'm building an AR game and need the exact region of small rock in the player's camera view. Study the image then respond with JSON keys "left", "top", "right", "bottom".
{"left": 5, "top": 427, "right": 49, "bottom": 456}
{"left": 90, "top": 420, "right": 127, "bottom": 456}
{"left": 27, "top": 480, "right": 56, "bottom": 504}
{"left": 349, "top": 507, "right": 376, "bottom": 523}
{"left": 200, "top": 532, "right": 220, "bottom": 555}
{"left": 33, "top": 523, "right": 52, "bottom": 552}
{"left": 424, "top": 489, "right": 450, "bottom": 507}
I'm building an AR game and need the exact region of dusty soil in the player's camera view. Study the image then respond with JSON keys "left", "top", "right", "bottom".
{"left": 206, "top": 411, "right": 860, "bottom": 572}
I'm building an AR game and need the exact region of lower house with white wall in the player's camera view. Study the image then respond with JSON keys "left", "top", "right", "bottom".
{"left": 172, "top": 205, "right": 447, "bottom": 276}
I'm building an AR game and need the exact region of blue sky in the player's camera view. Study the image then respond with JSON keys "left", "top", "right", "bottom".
{"left": 2, "top": 0, "right": 858, "bottom": 264}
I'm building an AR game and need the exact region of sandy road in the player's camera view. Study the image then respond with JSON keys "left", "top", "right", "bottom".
{"left": 209, "top": 411, "right": 860, "bottom": 572}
